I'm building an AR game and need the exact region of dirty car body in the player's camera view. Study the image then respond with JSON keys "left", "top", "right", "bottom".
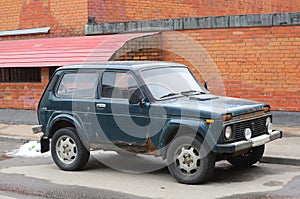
{"left": 33, "top": 61, "right": 282, "bottom": 184}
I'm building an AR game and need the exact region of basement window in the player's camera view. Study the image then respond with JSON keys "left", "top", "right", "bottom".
{"left": 0, "top": 68, "right": 41, "bottom": 82}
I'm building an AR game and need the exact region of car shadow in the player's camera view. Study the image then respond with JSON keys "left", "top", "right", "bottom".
{"left": 84, "top": 152, "right": 277, "bottom": 184}
{"left": 208, "top": 161, "right": 276, "bottom": 184}
{"left": 85, "top": 152, "right": 167, "bottom": 173}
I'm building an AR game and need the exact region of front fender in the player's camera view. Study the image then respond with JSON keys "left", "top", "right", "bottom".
{"left": 158, "top": 118, "right": 208, "bottom": 149}
{"left": 158, "top": 118, "right": 223, "bottom": 157}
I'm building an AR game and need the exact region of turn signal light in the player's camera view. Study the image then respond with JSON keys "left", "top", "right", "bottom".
{"left": 222, "top": 114, "right": 232, "bottom": 121}
{"left": 206, "top": 119, "right": 215, "bottom": 124}
{"left": 264, "top": 106, "right": 270, "bottom": 112}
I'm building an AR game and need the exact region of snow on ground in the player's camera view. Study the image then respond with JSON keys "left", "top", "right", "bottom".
{"left": 6, "top": 141, "right": 51, "bottom": 158}
{"left": 90, "top": 150, "right": 118, "bottom": 155}
{"left": 6, "top": 142, "right": 162, "bottom": 160}
{"left": 6, "top": 142, "right": 118, "bottom": 158}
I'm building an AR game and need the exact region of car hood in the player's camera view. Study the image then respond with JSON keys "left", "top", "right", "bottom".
{"left": 161, "top": 94, "right": 268, "bottom": 119}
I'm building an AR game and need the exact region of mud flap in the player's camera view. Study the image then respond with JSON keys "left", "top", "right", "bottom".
{"left": 40, "top": 136, "right": 50, "bottom": 153}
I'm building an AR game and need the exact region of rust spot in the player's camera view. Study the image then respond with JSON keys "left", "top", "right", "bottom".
{"left": 90, "top": 138, "right": 158, "bottom": 154}
{"left": 144, "top": 137, "right": 156, "bottom": 152}
{"left": 0, "top": 154, "right": 12, "bottom": 160}
{"left": 113, "top": 141, "right": 148, "bottom": 153}
{"left": 113, "top": 138, "right": 157, "bottom": 154}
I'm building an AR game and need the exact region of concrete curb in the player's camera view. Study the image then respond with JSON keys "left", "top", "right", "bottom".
{"left": 0, "top": 135, "right": 39, "bottom": 143}
{"left": 260, "top": 156, "right": 300, "bottom": 166}
{"left": 0, "top": 109, "right": 38, "bottom": 125}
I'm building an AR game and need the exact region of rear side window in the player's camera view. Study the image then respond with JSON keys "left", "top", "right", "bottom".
{"left": 57, "top": 73, "right": 98, "bottom": 98}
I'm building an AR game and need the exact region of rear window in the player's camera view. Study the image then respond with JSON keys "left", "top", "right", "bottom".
{"left": 56, "top": 73, "right": 98, "bottom": 98}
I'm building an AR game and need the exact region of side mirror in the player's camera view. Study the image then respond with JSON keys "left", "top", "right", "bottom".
{"left": 204, "top": 81, "right": 208, "bottom": 91}
{"left": 129, "top": 88, "right": 144, "bottom": 105}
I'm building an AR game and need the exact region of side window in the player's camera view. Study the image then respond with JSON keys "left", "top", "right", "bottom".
{"left": 101, "top": 72, "right": 139, "bottom": 99}
{"left": 57, "top": 73, "right": 98, "bottom": 98}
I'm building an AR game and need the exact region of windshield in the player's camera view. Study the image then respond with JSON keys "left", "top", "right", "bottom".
{"left": 141, "top": 67, "right": 207, "bottom": 100}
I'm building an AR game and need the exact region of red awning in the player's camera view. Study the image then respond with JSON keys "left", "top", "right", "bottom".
{"left": 0, "top": 33, "right": 156, "bottom": 67}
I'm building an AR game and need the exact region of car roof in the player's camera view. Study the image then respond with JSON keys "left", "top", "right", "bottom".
{"left": 57, "top": 61, "right": 186, "bottom": 72}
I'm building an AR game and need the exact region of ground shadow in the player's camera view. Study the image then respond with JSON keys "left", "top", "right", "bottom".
{"left": 84, "top": 153, "right": 278, "bottom": 184}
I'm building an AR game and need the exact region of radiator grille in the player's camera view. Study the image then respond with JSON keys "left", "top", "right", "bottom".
{"left": 233, "top": 116, "right": 267, "bottom": 141}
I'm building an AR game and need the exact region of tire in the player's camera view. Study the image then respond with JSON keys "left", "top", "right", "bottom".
{"left": 227, "top": 145, "right": 265, "bottom": 168}
{"left": 51, "top": 127, "right": 90, "bottom": 171}
{"left": 166, "top": 136, "right": 215, "bottom": 184}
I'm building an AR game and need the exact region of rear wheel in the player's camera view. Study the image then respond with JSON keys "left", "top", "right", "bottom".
{"left": 51, "top": 127, "right": 90, "bottom": 171}
{"left": 167, "top": 136, "right": 215, "bottom": 184}
{"left": 227, "top": 145, "right": 265, "bottom": 168}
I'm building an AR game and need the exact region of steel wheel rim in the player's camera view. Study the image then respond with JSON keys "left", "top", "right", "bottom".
{"left": 175, "top": 145, "right": 201, "bottom": 175}
{"left": 56, "top": 135, "right": 77, "bottom": 164}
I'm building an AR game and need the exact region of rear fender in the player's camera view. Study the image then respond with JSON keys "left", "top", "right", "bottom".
{"left": 46, "top": 113, "right": 90, "bottom": 150}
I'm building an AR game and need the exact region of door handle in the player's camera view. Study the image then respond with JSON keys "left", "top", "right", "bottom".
{"left": 96, "top": 103, "right": 106, "bottom": 108}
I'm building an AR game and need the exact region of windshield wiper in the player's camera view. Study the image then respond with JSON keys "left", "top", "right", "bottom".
{"left": 180, "top": 90, "right": 207, "bottom": 96}
{"left": 160, "top": 92, "right": 181, "bottom": 99}
{"left": 160, "top": 90, "right": 206, "bottom": 99}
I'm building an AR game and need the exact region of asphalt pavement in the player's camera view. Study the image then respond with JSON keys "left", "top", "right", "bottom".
{"left": 0, "top": 109, "right": 299, "bottom": 166}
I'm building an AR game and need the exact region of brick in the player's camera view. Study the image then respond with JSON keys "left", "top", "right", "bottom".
{"left": 1, "top": 1, "right": 300, "bottom": 111}
{"left": 88, "top": 0, "right": 300, "bottom": 23}
{"left": 160, "top": 26, "right": 300, "bottom": 111}
{"left": 0, "top": 0, "right": 87, "bottom": 39}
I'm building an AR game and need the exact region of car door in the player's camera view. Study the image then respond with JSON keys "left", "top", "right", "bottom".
{"left": 95, "top": 70, "right": 152, "bottom": 150}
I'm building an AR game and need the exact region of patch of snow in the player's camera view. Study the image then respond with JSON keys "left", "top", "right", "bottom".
{"left": 90, "top": 150, "right": 118, "bottom": 155}
{"left": 137, "top": 154, "right": 164, "bottom": 162}
{"left": 6, "top": 141, "right": 51, "bottom": 158}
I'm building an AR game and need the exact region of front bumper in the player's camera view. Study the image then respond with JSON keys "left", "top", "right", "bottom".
{"left": 214, "top": 130, "right": 282, "bottom": 154}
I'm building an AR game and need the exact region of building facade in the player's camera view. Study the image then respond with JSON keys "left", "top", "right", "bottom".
{"left": 0, "top": 0, "right": 299, "bottom": 111}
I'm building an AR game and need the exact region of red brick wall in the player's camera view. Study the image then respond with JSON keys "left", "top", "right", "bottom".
{"left": 1, "top": 27, "right": 299, "bottom": 111}
{"left": 0, "top": 0, "right": 88, "bottom": 40}
{"left": 112, "top": 35, "right": 162, "bottom": 61}
{"left": 109, "top": 30, "right": 300, "bottom": 111}
{"left": 162, "top": 26, "right": 300, "bottom": 111}
{"left": 0, "top": 0, "right": 299, "bottom": 112}
{"left": 89, "top": 0, "right": 299, "bottom": 23}
{"left": 0, "top": 68, "right": 49, "bottom": 110}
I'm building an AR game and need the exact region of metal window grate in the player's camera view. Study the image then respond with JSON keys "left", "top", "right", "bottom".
{"left": 0, "top": 67, "right": 41, "bottom": 82}
{"left": 48, "top": 67, "right": 58, "bottom": 80}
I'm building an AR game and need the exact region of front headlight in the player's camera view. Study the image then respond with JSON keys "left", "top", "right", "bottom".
{"left": 224, "top": 126, "right": 233, "bottom": 140}
{"left": 266, "top": 117, "right": 272, "bottom": 134}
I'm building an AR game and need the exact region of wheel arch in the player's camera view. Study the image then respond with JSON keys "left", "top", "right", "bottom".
{"left": 46, "top": 114, "right": 90, "bottom": 150}
{"left": 159, "top": 119, "right": 208, "bottom": 159}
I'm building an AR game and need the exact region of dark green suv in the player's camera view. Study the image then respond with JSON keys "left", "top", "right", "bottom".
{"left": 33, "top": 61, "right": 282, "bottom": 184}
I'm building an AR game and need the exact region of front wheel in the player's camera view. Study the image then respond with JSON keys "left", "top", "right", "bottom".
{"left": 51, "top": 127, "right": 90, "bottom": 171}
{"left": 167, "top": 136, "right": 215, "bottom": 184}
{"left": 227, "top": 145, "right": 265, "bottom": 168}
